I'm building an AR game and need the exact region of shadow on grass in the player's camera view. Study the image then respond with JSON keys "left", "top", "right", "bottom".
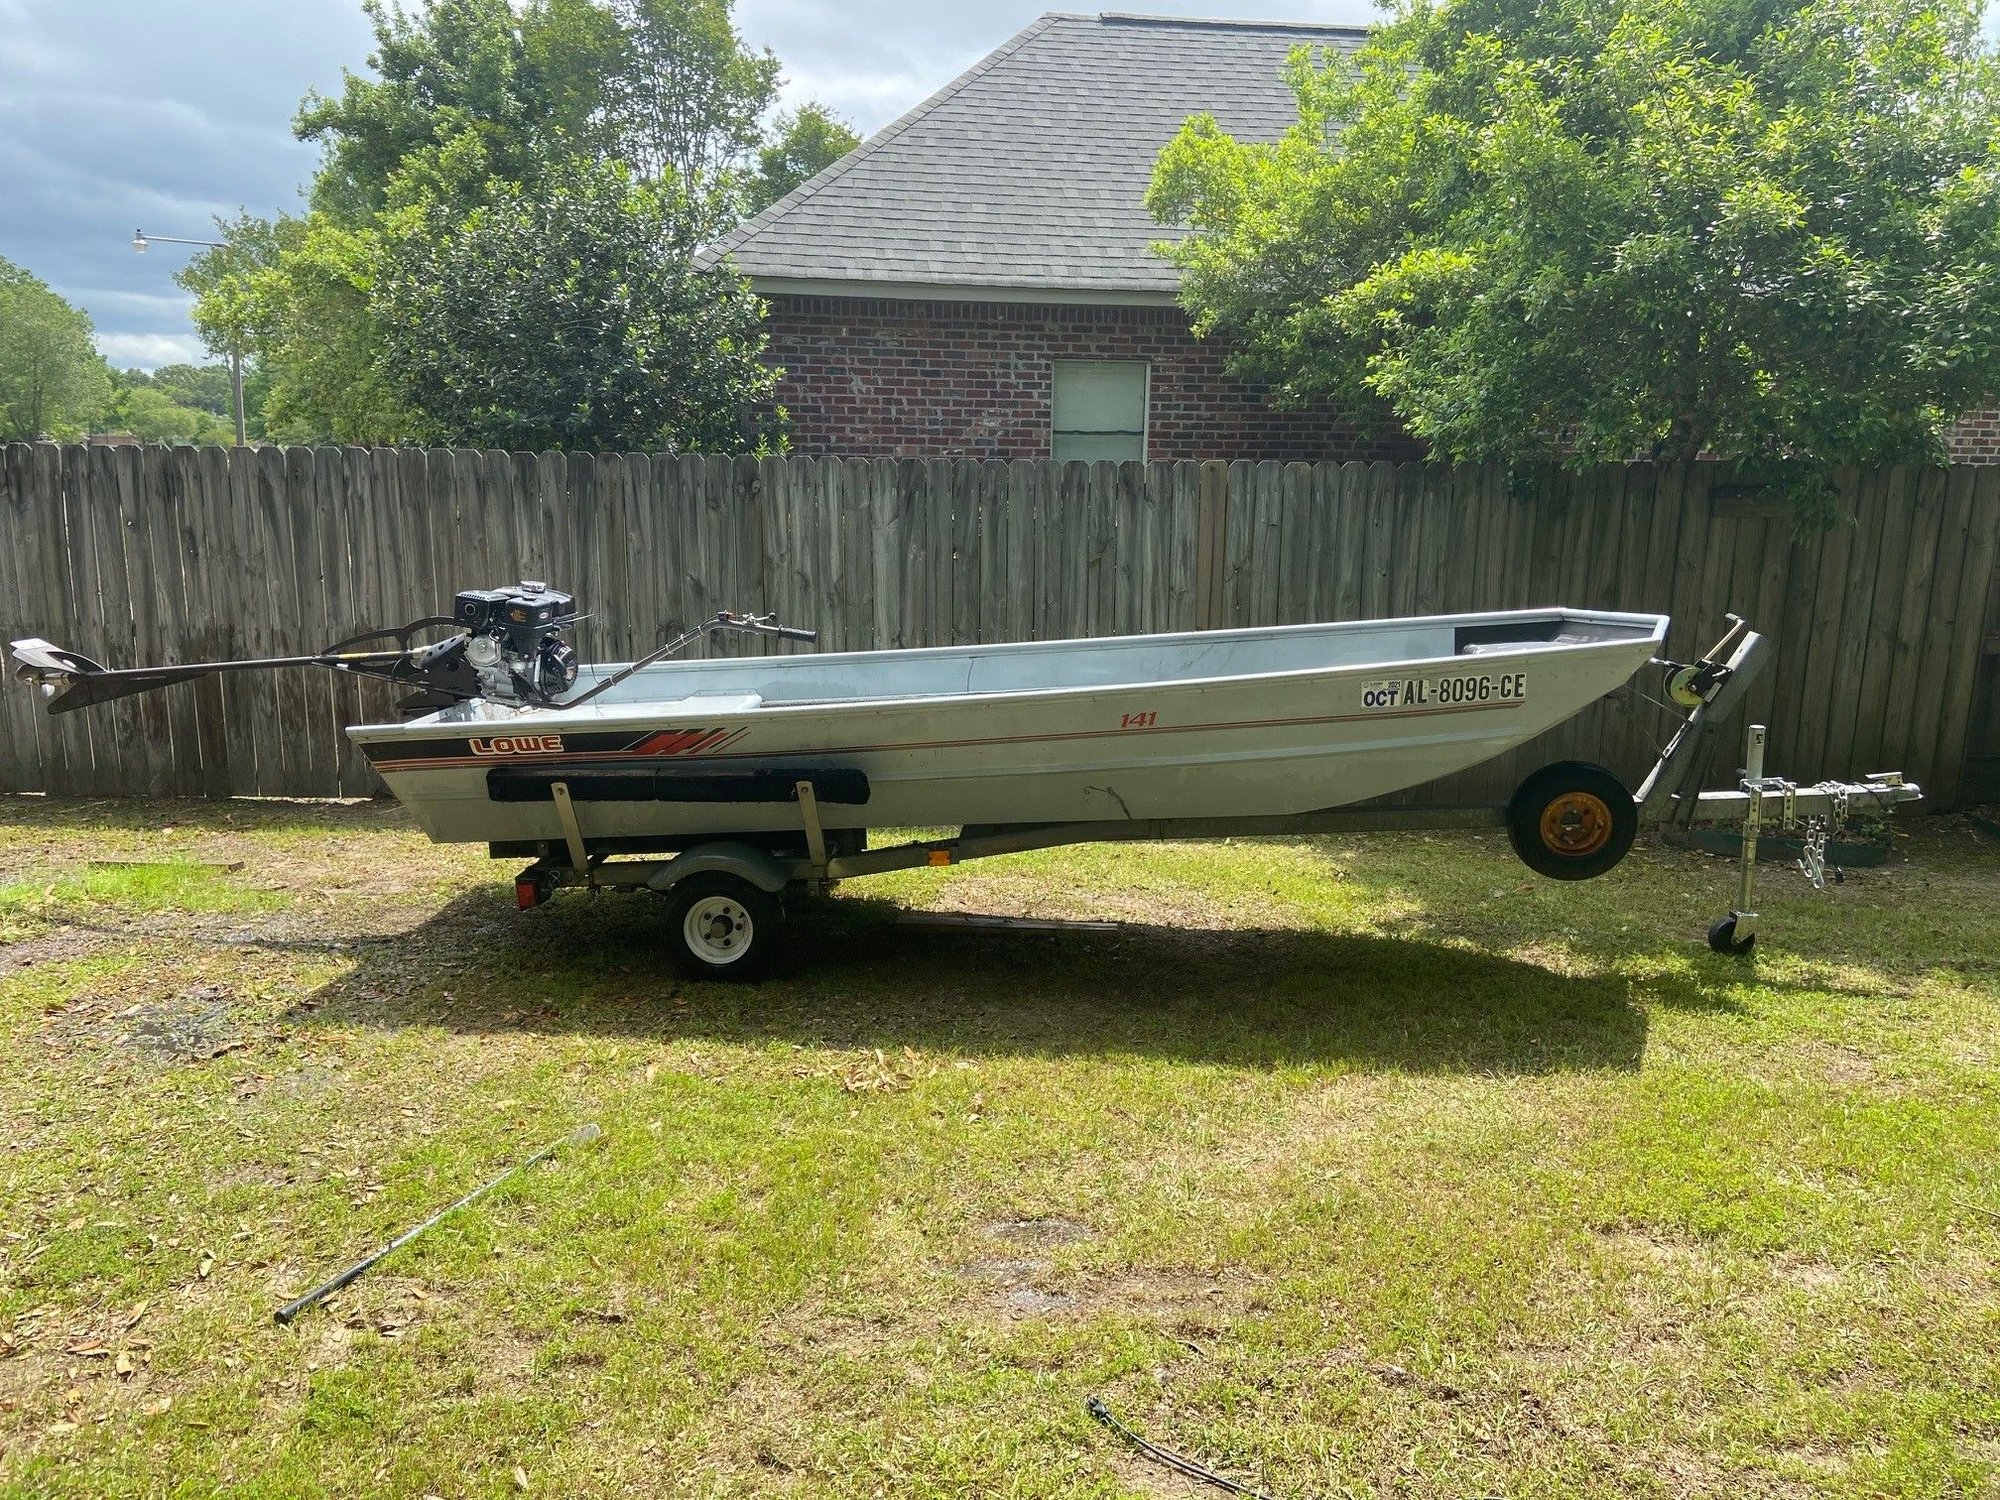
{"left": 282, "top": 887, "right": 1651, "bottom": 1077}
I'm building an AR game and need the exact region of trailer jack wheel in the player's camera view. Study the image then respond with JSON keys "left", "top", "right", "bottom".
{"left": 662, "top": 872, "right": 783, "bottom": 981}
{"left": 1508, "top": 762, "right": 1638, "bottom": 881}
{"left": 1708, "top": 914, "right": 1757, "bottom": 958}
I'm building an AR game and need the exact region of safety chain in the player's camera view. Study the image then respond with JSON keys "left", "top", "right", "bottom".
{"left": 1797, "top": 784, "right": 1851, "bottom": 892}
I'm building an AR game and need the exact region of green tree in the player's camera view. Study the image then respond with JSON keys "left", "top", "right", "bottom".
{"left": 297, "top": 0, "right": 620, "bottom": 221}
{"left": 177, "top": 213, "right": 407, "bottom": 445}
{"left": 297, "top": 0, "right": 778, "bottom": 217}
{"left": 601, "top": 0, "right": 781, "bottom": 187}
{"left": 111, "top": 382, "right": 233, "bottom": 444}
{"left": 0, "top": 259, "right": 112, "bottom": 440}
{"left": 1151, "top": 0, "right": 2000, "bottom": 491}
{"left": 187, "top": 0, "right": 794, "bottom": 449}
{"left": 746, "top": 102, "right": 861, "bottom": 213}
{"left": 373, "top": 154, "right": 777, "bottom": 451}
{"left": 145, "top": 363, "right": 235, "bottom": 418}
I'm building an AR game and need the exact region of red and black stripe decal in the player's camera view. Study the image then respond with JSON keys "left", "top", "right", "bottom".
{"left": 362, "top": 725, "right": 748, "bottom": 772}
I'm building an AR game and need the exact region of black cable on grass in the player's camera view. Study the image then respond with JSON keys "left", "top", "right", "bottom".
{"left": 1086, "top": 1396, "right": 1276, "bottom": 1499}
{"left": 1087, "top": 1396, "right": 1508, "bottom": 1500}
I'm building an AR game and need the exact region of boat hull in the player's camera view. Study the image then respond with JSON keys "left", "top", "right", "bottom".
{"left": 349, "top": 610, "right": 1666, "bottom": 847}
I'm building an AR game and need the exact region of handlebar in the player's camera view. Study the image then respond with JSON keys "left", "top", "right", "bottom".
{"left": 715, "top": 612, "right": 818, "bottom": 645}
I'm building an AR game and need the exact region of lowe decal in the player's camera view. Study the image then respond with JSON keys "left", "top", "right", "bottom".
{"left": 469, "top": 734, "right": 567, "bottom": 757}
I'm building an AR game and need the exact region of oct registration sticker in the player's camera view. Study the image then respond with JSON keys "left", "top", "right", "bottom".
{"left": 1361, "top": 673, "right": 1527, "bottom": 710}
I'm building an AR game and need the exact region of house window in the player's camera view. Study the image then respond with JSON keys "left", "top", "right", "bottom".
{"left": 1052, "top": 360, "right": 1149, "bottom": 464}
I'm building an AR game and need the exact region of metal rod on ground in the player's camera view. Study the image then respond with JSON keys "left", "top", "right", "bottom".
{"left": 273, "top": 1123, "right": 602, "bottom": 1325}
{"left": 1086, "top": 1396, "right": 1275, "bottom": 1499}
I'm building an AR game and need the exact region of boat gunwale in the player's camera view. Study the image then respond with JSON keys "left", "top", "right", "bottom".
{"left": 346, "top": 607, "right": 1669, "bottom": 742}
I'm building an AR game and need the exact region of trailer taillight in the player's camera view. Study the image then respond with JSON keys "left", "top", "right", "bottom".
{"left": 516, "top": 876, "right": 547, "bottom": 909}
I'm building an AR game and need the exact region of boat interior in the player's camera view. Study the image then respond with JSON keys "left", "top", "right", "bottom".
{"left": 425, "top": 610, "right": 1664, "bottom": 724}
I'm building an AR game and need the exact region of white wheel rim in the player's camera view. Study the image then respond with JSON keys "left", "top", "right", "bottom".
{"left": 683, "top": 894, "right": 754, "bottom": 966}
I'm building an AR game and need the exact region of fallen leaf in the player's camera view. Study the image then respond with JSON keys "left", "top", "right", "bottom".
{"left": 197, "top": 1255, "right": 215, "bottom": 1279}
{"left": 142, "top": 1397, "right": 172, "bottom": 1417}
{"left": 513, "top": 1466, "right": 530, "bottom": 1491}
{"left": 123, "top": 1301, "right": 150, "bottom": 1332}
{"left": 114, "top": 1352, "right": 134, "bottom": 1378}
{"left": 45, "top": 1420, "right": 77, "bottom": 1437}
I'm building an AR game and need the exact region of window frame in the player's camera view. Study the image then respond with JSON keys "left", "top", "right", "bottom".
{"left": 1050, "top": 358, "right": 1151, "bottom": 465}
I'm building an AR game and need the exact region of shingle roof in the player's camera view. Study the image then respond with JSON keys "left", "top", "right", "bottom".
{"left": 704, "top": 12, "right": 1366, "bottom": 300}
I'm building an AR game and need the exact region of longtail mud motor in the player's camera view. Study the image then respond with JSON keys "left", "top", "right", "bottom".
{"left": 9, "top": 582, "right": 816, "bottom": 718}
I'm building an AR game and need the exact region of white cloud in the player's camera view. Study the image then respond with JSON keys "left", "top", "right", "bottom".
{"left": 95, "top": 331, "right": 211, "bottom": 370}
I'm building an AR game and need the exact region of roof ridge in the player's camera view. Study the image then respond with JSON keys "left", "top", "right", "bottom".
{"left": 1095, "top": 12, "right": 1373, "bottom": 36}
{"left": 713, "top": 13, "right": 1067, "bottom": 261}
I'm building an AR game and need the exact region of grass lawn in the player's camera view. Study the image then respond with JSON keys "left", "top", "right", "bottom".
{"left": 0, "top": 794, "right": 1995, "bottom": 1498}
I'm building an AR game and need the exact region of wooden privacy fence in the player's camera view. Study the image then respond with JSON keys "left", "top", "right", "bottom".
{"left": 2, "top": 442, "right": 1997, "bottom": 809}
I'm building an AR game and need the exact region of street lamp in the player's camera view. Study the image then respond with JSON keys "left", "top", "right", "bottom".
{"left": 132, "top": 229, "right": 248, "bottom": 447}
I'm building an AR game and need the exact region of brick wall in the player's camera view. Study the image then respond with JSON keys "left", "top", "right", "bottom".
{"left": 760, "top": 293, "right": 1425, "bottom": 463}
{"left": 761, "top": 292, "right": 2000, "bottom": 465}
{"left": 1947, "top": 409, "right": 2000, "bottom": 463}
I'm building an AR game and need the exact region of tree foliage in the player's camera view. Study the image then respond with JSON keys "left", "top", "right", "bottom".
{"left": 188, "top": 0, "right": 849, "bottom": 449}
{"left": 179, "top": 215, "right": 408, "bottom": 445}
{"left": 747, "top": 103, "right": 862, "bottom": 213}
{"left": 375, "top": 156, "right": 776, "bottom": 452}
{"left": 1150, "top": 0, "right": 2000, "bottom": 485}
{"left": 107, "top": 365, "right": 254, "bottom": 445}
{"left": 602, "top": 0, "right": 782, "bottom": 187}
{"left": 297, "top": 0, "right": 785, "bottom": 217}
{"left": 0, "top": 259, "right": 111, "bottom": 441}
{"left": 296, "top": 0, "right": 623, "bottom": 220}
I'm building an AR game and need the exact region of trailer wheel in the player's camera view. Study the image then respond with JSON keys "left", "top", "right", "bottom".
{"left": 662, "top": 873, "right": 783, "bottom": 981}
{"left": 1507, "top": 762, "right": 1637, "bottom": 881}
{"left": 1708, "top": 914, "right": 1757, "bottom": 958}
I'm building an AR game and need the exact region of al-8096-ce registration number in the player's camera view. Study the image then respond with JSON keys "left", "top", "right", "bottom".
{"left": 1361, "top": 672, "right": 1527, "bottom": 710}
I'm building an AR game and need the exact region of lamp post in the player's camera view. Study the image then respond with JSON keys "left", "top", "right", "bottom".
{"left": 132, "top": 230, "right": 247, "bottom": 447}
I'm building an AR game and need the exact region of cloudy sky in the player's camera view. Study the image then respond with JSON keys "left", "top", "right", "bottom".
{"left": 0, "top": 0, "right": 1990, "bottom": 371}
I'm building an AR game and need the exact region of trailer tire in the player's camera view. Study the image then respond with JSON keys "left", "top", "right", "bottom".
{"left": 662, "top": 872, "right": 783, "bottom": 981}
{"left": 1507, "top": 762, "right": 1637, "bottom": 881}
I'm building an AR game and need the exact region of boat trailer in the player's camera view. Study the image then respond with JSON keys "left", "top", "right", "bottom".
{"left": 505, "top": 617, "right": 1921, "bottom": 975}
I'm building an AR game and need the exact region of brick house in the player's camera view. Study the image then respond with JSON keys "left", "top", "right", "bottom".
{"left": 708, "top": 10, "right": 1998, "bottom": 465}
{"left": 705, "top": 13, "right": 1422, "bottom": 464}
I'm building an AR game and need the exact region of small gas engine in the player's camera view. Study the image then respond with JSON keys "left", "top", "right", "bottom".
{"left": 449, "top": 582, "right": 580, "bottom": 704}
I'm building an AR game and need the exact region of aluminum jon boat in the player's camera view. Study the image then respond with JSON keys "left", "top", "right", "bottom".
{"left": 12, "top": 582, "right": 1923, "bottom": 978}
{"left": 352, "top": 607, "right": 1668, "bottom": 847}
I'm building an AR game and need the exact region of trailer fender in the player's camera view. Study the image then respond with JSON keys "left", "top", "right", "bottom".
{"left": 646, "top": 842, "right": 793, "bottom": 896}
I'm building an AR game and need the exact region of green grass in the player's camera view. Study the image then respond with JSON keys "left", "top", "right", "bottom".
{"left": 0, "top": 795, "right": 1995, "bottom": 1497}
